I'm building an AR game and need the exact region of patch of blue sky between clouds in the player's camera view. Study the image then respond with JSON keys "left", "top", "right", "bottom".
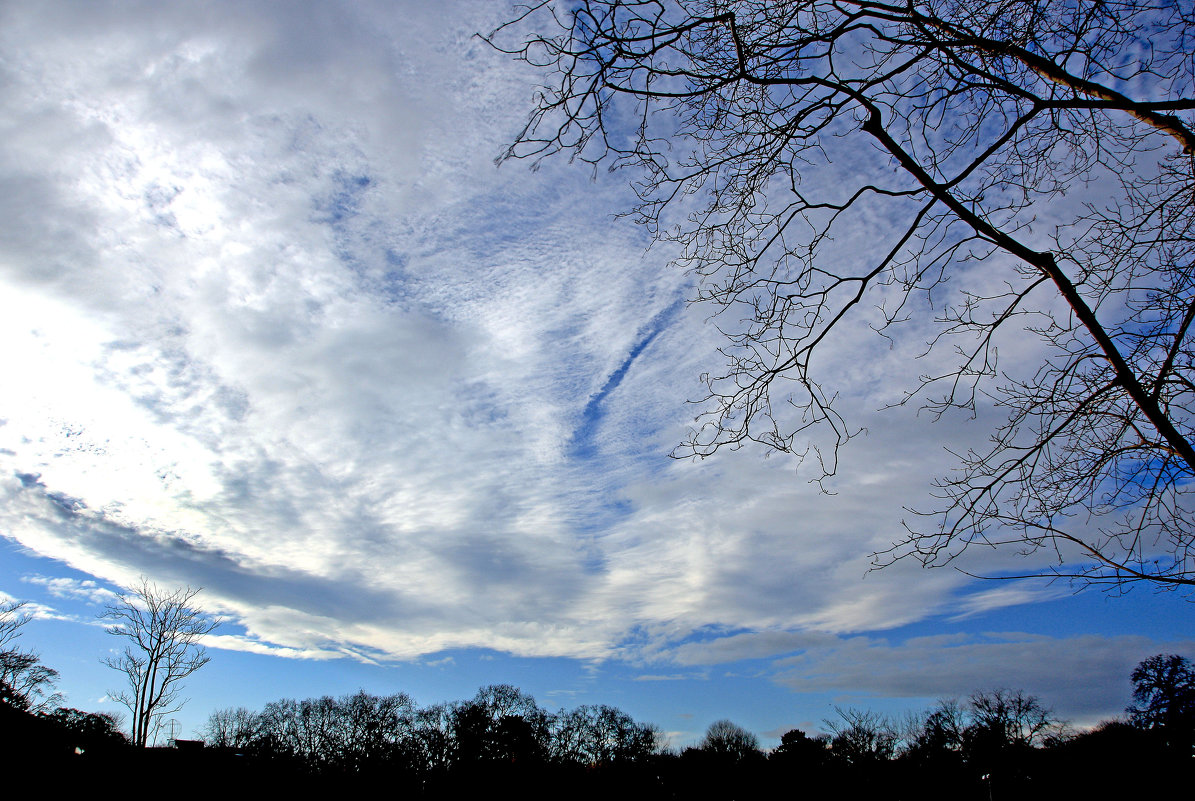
{"left": 569, "top": 296, "right": 686, "bottom": 462}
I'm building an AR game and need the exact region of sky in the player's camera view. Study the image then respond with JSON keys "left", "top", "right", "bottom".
{"left": 0, "top": 0, "right": 1191, "bottom": 748}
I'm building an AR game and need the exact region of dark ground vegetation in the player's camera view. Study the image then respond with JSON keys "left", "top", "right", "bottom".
{"left": 3, "top": 650, "right": 1193, "bottom": 799}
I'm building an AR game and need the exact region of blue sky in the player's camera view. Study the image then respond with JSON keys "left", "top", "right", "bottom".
{"left": 1, "top": 0, "right": 1192, "bottom": 748}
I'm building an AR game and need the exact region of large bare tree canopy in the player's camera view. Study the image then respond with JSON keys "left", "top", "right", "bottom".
{"left": 490, "top": 1, "right": 1195, "bottom": 590}
{"left": 102, "top": 580, "right": 216, "bottom": 746}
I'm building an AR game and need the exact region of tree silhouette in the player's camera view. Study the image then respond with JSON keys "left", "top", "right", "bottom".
{"left": 551, "top": 704, "right": 659, "bottom": 766}
{"left": 1128, "top": 653, "right": 1195, "bottom": 754}
{"left": 700, "top": 718, "right": 762, "bottom": 763}
{"left": 41, "top": 707, "right": 128, "bottom": 750}
{"left": 771, "top": 728, "right": 829, "bottom": 769}
{"left": 449, "top": 685, "right": 551, "bottom": 766}
{"left": 100, "top": 579, "right": 216, "bottom": 746}
{"left": 201, "top": 706, "right": 262, "bottom": 750}
{"left": 961, "top": 689, "right": 1054, "bottom": 793}
{"left": 825, "top": 707, "right": 898, "bottom": 767}
{"left": 0, "top": 600, "right": 61, "bottom": 712}
{"left": 903, "top": 699, "right": 965, "bottom": 768}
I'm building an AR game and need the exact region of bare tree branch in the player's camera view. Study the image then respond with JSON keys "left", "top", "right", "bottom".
{"left": 490, "top": 0, "right": 1195, "bottom": 592}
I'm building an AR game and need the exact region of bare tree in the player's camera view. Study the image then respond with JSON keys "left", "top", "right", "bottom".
{"left": 824, "top": 707, "right": 899, "bottom": 765}
{"left": 246, "top": 691, "right": 419, "bottom": 771}
{"left": 964, "top": 688, "right": 1054, "bottom": 751}
{"left": 201, "top": 706, "right": 262, "bottom": 749}
{"left": 0, "top": 599, "right": 61, "bottom": 712}
{"left": 700, "top": 718, "right": 762, "bottom": 762}
{"left": 412, "top": 702, "right": 454, "bottom": 773}
{"left": 330, "top": 690, "right": 416, "bottom": 773}
{"left": 491, "top": 2, "right": 1195, "bottom": 591}
{"left": 903, "top": 698, "right": 966, "bottom": 761}
{"left": 101, "top": 579, "right": 217, "bottom": 746}
{"left": 551, "top": 704, "right": 660, "bottom": 765}
{"left": 449, "top": 684, "right": 552, "bottom": 765}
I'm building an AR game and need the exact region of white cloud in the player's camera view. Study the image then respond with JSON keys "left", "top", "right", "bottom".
{"left": 0, "top": 0, "right": 1155, "bottom": 682}
{"left": 22, "top": 575, "right": 120, "bottom": 605}
{"left": 0, "top": 594, "right": 66, "bottom": 624}
{"left": 201, "top": 633, "right": 343, "bottom": 661}
{"left": 948, "top": 584, "right": 1075, "bottom": 620}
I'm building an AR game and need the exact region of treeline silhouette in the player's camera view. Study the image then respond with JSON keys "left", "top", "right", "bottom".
{"left": 195, "top": 684, "right": 662, "bottom": 796}
{"left": 4, "top": 653, "right": 1194, "bottom": 798}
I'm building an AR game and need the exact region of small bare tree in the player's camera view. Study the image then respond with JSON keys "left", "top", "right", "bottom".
{"left": 700, "top": 718, "right": 762, "bottom": 762}
{"left": 201, "top": 706, "right": 262, "bottom": 749}
{"left": 101, "top": 579, "right": 217, "bottom": 747}
{"left": 491, "top": 1, "right": 1195, "bottom": 591}
{"left": 825, "top": 707, "right": 899, "bottom": 765}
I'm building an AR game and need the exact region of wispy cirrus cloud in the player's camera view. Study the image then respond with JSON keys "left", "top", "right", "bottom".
{"left": 0, "top": 0, "right": 1166, "bottom": 711}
